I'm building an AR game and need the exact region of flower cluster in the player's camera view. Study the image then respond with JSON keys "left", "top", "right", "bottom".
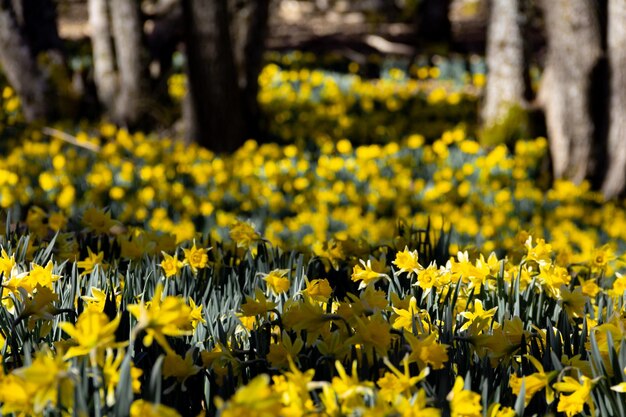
{"left": 1, "top": 120, "right": 625, "bottom": 265}
{"left": 1, "top": 196, "right": 626, "bottom": 416}
{"left": 1, "top": 53, "right": 626, "bottom": 417}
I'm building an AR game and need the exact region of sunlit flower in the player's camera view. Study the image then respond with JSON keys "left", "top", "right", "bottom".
{"left": 554, "top": 375, "right": 594, "bottom": 417}
{"left": 393, "top": 246, "right": 423, "bottom": 276}
{"left": 262, "top": 269, "right": 291, "bottom": 295}
{"left": 161, "top": 251, "right": 183, "bottom": 278}
{"left": 351, "top": 258, "right": 389, "bottom": 289}
{"left": 127, "top": 284, "right": 194, "bottom": 353}
{"left": 459, "top": 299, "right": 498, "bottom": 334}
{"left": 183, "top": 242, "right": 209, "bottom": 274}
{"left": 447, "top": 376, "right": 482, "bottom": 417}
{"left": 59, "top": 309, "right": 123, "bottom": 359}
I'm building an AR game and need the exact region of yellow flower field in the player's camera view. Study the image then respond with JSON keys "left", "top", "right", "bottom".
{"left": 0, "top": 63, "right": 625, "bottom": 417}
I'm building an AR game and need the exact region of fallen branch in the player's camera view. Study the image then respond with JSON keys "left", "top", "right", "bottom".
{"left": 42, "top": 127, "right": 101, "bottom": 153}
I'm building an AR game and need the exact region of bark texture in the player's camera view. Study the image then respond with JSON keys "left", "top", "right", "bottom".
{"left": 89, "top": 0, "right": 149, "bottom": 125}
{"left": 482, "top": 0, "right": 526, "bottom": 127}
{"left": 183, "top": 0, "right": 245, "bottom": 151}
{"left": 538, "top": 0, "right": 602, "bottom": 183}
{"left": 111, "top": 0, "right": 147, "bottom": 125}
{"left": 0, "top": 0, "right": 49, "bottom": 120}
{"left": 602, "top": 0, "right": 626, "bottom": 198}
{"left": 88, "top": 0, "right": 117, "bottom": 109}
{"left": 240, "top": 0, "right": 270, "bottom": 140}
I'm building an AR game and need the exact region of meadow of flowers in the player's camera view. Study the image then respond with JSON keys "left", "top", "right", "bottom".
{"left": 0, "top": 59, "right": 626, "bottom": 417}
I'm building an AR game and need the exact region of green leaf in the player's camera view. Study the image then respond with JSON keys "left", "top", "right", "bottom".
{"left": 149, "top": 354, "right": 165, "bottom": 404}
{"left": 113, "top": 349, "right": 135, "bottom": 416}
{"left": 514, "top": 377, "right": 525, "bottom": 417}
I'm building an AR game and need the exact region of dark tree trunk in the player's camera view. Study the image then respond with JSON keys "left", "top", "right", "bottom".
{"left": 19, "top": 0, "right": 62, "bottom": 55}
{"left": 416, "top": 0, "right": 451, "bottom": 45}
{"left": 0, "top": 0, "right": 50, "bottom": 121}
{"left": 538, "top": 0, "right": 602, "bottom": 183}
{"left": 481, "top": 0, "right": 527, "bottom": 127}
{"left": 111, "top": 0, "right": 148, "bottom": 126}
{"left": 240, "top": 0, "right": 270, "bottom": 141}
{"left": 182, "top": 0, "right": 245, "bottom": 152}
{"left": 602, "top": 0, "right": 626, "bottom": 198}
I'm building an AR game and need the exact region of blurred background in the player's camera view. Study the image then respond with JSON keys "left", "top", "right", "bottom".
{"left": 0, "top": 0, "right": 623, "bottom": 199}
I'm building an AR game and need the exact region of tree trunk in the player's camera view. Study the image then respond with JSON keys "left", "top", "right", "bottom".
{"left": 416, "top": 0, "right": 451, "bottom": 45}
{"left": 183, "top": 0, "right": 245, "bottom": 152}
{"left": 0, "top": 0, "right": 49, "bottom": 121}
{"left": 88, "top": 0, "right": 117, "bottom": 110}
{"left": 239, "top": 0, "right": 270, "bottom": 140}
{"left": 538, "top": 0, "right": 602, "bottom": 183}
{"left": 481, "top": 0, "right": 527, "bottom": 127}
{"left": 111, "top": 0, "right": 148, "bottom": 126}
{"left": 602, "top": 0, "right": 626, "bottom": 198}
{"left": 19, "top": 0, "right": 63, "bottom": 55}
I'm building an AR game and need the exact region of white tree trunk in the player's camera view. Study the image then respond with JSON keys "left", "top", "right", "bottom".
{"left": 538, "top": 0, "right": 602, "bottom": 183}
{"left": 88, "top": 0, "right": 117, "bottom": 109}
{"left": 482, "top": 0, "right": 526, "bottom": 127}
{"left": 111, "top": 0, "right": 146, "bottom": 125}
{"left": 602, "top": 0, "right": 626, "bottom": 199}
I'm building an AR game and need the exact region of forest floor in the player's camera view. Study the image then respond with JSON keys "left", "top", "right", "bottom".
{"left": 55, "top": 0, "right": 488, "bottom": 57}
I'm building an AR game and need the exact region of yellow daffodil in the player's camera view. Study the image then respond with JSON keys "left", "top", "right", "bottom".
{"left": 162, "top": 349, "right": 201, "bottom": 384}
{"left": 216, "top": 374, "right": 283, "bottom": 417}
{"left": 229, "top": 221, "right": 261, "bottom": 248}
{"left": 554, "top": 375, "right": 594, "bottom": 417}
{"left": 558, "top": 286, "right": 588, "bottom": 318}
{"left": 101, "top": 348, "right": 142, "bottom": 406}
{"left": 266, "top": 331, "right": 304, "bottom": 369}
{"left": 24, "top": 261, "right": 60, "bottom": 291}
{"left": 0, "top": 248, "right": 15, "bottom": 277}
{"left": 127, "top": 283, "right": 194, "bottom": 353}
{"left": 161, "top": 251, "right": 183, "bottom": 278}
{"left": 447, "top": 376, "right": 482, "bottom": 417}
{"left": 330, "top": 360, "right": 374, "bottom": 401}
{"left": 19, "top": 285, "right": 60, "bottom": 322}
{"left": 405, "top": 332, "right": 449, "bottom": 370}
{"left": 589, "top": 244, "right": 615, "bottom": 271}
{"left": 59, "top": 309, "right": 123, "bottom": 359}
{"left": 351, "top": 258, "right": 389, "bottom": 289}
{"left": 183, "top": 242, "right": 209, "bottom": 274}
{"left": 391, "top": 296, "right": 431, "bottom": 333}
{"left": 393, "top": 246, "right": 423, "bottom": 276}
{"left": 377, "top": 356, "right": 429, "bottom": 401}
{"left": 262, "top": 269, "right": 291, "bottom": 295}
{"left": 188, "top": 298, "right": 206, "bottom": 329}
{"left": 487, "top": 403, "right": 516, "bottom": 417}
{"left": 525, "top": 236, "right": 553, "bottom": 266}
{"left": 459, "top": 299, "right": 498, "bottom": 334}
{"left": 4, "top": 348, "right": 74, "bottom": 415}
{"left": 282, "top": 294, "right": 328, "bottom": 344}
{"left": 416, "top": 262, "right": 441, "bottom": 293}
{"left": 509, "top": 355, "right": 557, "bottom": 406}
{"left": 239, "top": 287, "right": 277, "bottom": 317}
{"left": 130, "top": 400, "right": 181, "bottom": 417}
{"left": 83, "top": 207, "right": 119, "bottom": 234}
{"left": 77, "top": 247, "right": 105, "bottom": 276}
{"left": 302, "top": 278, "right": 332, "bottom": 301}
